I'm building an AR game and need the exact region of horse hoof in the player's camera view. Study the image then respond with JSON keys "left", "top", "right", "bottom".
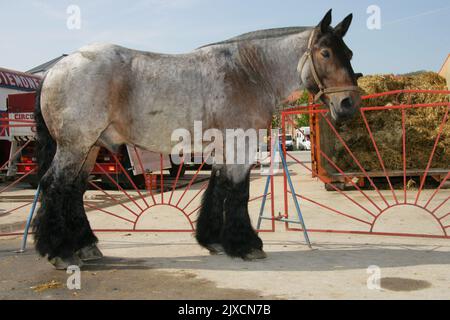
{"left": 206, "top": 244, "right": 225, "bottom": 256}
{"left": 243, "top": 249, "right": 267, "bottom": 261}
{"left": 49, "top": 255, "right": 83, "bottom": 270}
{"left": 77, "top": 244, "right": 104, "bottom": 261}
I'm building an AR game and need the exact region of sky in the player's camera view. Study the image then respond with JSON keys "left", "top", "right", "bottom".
{"left": 0, "top": 0, "right": 449, "bottom": 74}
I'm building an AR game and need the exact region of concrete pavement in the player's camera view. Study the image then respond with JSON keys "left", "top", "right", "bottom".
{"left": 1, "top": 151, "right": 449, "bottom": 299}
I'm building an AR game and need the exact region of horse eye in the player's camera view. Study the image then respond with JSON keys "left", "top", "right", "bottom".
{"left": 321, "top": 50, "right": 330, "bottom": 58}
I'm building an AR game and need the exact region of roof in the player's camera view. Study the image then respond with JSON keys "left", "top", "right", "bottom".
{"left": 26, "top": 54, "right": 68, "bottom": 74}
{"left": 438, "top": 54, "right": 450, "bottom": 77}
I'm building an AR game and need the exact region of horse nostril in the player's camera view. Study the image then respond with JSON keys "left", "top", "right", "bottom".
{"left": 341, "top": 97, "right": 353, "bottom": 109}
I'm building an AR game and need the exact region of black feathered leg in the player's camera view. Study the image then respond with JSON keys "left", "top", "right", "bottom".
{"left": 33, "top": 147, "right": 100, "bottom": 267}
{"left": 33, "top": 168, "right": 97, "bottom": 261}
{"left": 221, "top": 167, "right": 265, "bottom": 260}
{"left": 196, "top": 167, "right": 226, "bottom": 252}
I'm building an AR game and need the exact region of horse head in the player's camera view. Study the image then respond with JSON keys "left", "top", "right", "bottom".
{"left": 299, "top": 9, "right": 362, "bottom": 124}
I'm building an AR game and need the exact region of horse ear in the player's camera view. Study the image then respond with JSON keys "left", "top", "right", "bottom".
{"left": 318, "top": 9, "right": 332, "bottom": 34}
{"left": 334, "top": 13, "right": 353, "bottom": 38}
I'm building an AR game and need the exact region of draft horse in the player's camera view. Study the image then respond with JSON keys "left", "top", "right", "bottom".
{"left": 33, "top": 9, "right": 361, "bottom": 269}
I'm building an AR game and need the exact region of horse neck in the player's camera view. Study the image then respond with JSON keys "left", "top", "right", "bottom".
{"left": 247, "top": 29, "right": 312, "bottom": 104}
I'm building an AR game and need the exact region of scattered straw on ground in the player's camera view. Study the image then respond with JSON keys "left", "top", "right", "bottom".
{"left": 31, "top": 280, "right": 63, "bottom": 292}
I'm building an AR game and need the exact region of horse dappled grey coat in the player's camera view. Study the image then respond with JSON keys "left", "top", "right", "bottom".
{"left": 33, "top": 9, "right": 361, "bottom": 269}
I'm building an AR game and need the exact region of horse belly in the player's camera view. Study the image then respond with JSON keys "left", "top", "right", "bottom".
{"left": 123, "top": 110, "right": 198, "bottom": 155}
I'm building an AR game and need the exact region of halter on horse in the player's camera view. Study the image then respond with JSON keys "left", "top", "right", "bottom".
{"left": 298, "top": 28, "right": 360, "bottom": 103}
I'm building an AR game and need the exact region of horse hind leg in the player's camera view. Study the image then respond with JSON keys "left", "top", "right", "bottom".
{"left": 74, "top": 146, "right": 104, "bottom": 262}
{"left": 33, "top": 146, "right": 101, "bottom": 270}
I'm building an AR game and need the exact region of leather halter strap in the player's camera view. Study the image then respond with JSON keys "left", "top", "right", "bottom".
{"left": 297, "top": 29, "right": 360, "bottom": 102}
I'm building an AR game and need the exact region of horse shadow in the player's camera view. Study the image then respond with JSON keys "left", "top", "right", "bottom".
{"left": 81, "top": 241, "right": 450, "bottom": 273}
{"left": 2, "top": 238, "right": 448, "bottom": 273}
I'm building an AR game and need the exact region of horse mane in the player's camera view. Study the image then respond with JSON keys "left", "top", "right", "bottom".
{"left": 199, "top": 26, "right": 311, "bottom": 49}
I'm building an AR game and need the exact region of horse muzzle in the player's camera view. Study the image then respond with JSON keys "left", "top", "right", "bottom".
{"left": 328, "top": 92, "right": 361, "bottom": 124}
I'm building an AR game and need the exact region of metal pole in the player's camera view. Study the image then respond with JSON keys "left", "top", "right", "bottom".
{"left": 257, "top": 135, "right": 277, "bottom": 232}
{"left": 256, "top": 175, "right": 271, "bottom": 232}
{"left": 18, "top": 184, "right": 40, "bottom": 253}
{"left": 279, "top": 143, "right": 312, "bottom": 249}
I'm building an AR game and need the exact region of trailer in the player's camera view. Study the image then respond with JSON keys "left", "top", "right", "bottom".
{"left": 0, "top": 68, "right": 42, "bottom": 182}
{"left": 0, "top": 110, "right": 10, "bottom": 182}
{"left": 295, "top": 127, "right": 311, "bottom": 151}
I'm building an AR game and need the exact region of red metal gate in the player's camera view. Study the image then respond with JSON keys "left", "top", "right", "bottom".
{"left": 0, "top": 116, "right": 276, "bottom": 236}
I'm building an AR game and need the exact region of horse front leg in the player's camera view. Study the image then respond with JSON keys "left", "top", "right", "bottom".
{"left": 221, "top": 165, "right": 266, "bottom": 260}
{"left": 196, "top": 166, "right": 226, "bottom": 255}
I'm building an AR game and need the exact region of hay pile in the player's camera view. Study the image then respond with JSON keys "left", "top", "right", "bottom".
{"left": 325, "top": 72, "right": 450, "bottom": 173}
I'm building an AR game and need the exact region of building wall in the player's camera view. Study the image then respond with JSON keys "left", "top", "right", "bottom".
{"left": 438, "top": 55, "right": 449, "bottom": 89}
{"left": 443, "top": 63, "right": 449, "bottom": 88}
{"left": 445, "top": 68, "right": 450, "bottom": 89}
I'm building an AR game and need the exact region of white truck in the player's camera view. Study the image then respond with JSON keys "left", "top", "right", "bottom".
{"left": 295, "top": 127, "right": 311, "bottom": 151}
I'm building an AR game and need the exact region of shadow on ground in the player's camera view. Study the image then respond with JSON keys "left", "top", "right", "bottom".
{"left": 1, "top": 238, "right": 449, "bottom": 299}
{"left": 84, "top": 248, "right": 450, "bottom": 272}
{"left": 2, "top": 239, "right": 449, "bottom": 273}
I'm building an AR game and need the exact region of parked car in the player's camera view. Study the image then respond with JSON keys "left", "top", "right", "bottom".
{"left": 281, "top": 134, "right": 294, "bottom": 151}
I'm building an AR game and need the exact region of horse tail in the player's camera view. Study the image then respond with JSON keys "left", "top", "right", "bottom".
{"left": 34, "top": 79, "right": 56, "bottom": 180}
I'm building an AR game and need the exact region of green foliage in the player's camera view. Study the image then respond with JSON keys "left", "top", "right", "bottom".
{"left": 296, "top": 114, "right": 310, "bottom": 127}
{"left": 272, "top": 90, "right": 311, "bottom": 129}
{"left": 292, "top": 90, "right": 310, "bottom": 128}
{"left": 293, "top": 90, "right": 310, "bottom": 105}
{"left": 272, "top": 114, "right": 281, "bottom": 128}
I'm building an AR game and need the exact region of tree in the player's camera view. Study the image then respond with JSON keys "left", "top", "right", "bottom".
{"left": 296, "top": 114, "right": 310, "bottom": 128}
{"left": 273, "top": 90, "right": 311, "bottom": 128}
{"left": 292, "top": 91, "right": 310, "bottom": 128}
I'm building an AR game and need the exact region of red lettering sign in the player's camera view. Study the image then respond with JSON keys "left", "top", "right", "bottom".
{"left": 14, "top": 113, "right": 34, "bottom": 120}
{"left": 0, "top": 68, "right": 41, "bottom": 91}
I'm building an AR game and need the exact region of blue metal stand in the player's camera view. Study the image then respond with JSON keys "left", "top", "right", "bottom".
{"left": 17, "top": 184, "right": 40, "bottom": 253}
{"left": 257, "top": 142, "right": 312, "bottom": 249}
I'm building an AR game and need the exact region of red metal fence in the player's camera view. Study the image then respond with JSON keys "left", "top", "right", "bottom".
{"left": 0, "top": 116, "right": 275, "bottom": 236}
{"left": 281, "top": 90, "right": 450, "bottom": 239}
